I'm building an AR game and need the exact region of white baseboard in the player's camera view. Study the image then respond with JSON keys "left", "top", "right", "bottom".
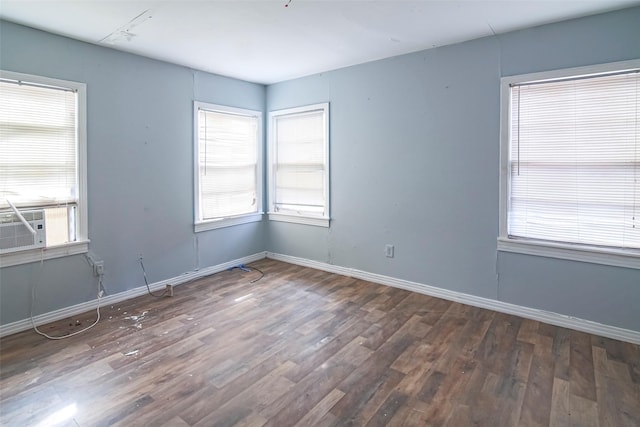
{"left": 0, "top": 252, "right": 267, "bottom": 338}
{"left": 5, "top": 250, "right": 638, "bottom": 345}
{"left": 266, "top": 252, "right": 640, "bottom": 345}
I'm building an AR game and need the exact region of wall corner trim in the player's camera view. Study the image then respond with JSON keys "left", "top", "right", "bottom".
{"left": 0, "top": 251, "right": 268, "bottom": 338}
{"left": 266, "top": 252, "right": 640, "bottom": 345}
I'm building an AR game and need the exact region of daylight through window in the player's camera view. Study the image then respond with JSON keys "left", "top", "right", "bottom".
{"left": 504, "top": 67, "right": 639, "bottom": 251}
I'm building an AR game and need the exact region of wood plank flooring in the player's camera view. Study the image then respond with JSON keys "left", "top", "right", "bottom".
{"left": 1, "top": 259, "right": 639, "bottom": 426}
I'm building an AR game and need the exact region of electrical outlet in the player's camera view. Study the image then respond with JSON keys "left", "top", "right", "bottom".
{"left": 94, "top": 261, "right": 104, "bottom": 276}
{"left": 385, "top": 244, "right": 394, "bottom": 258}
{"left": 86, "top": 252, "right": 98, "bottom": 267}
{"left": 86, "top": 252, "right": 105, "bottom": 276}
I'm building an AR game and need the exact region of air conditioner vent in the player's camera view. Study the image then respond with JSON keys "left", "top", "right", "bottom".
{"left": 0, "top": 209, "right": 46, "bottom": 254}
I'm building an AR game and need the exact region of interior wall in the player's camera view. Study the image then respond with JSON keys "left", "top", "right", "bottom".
{"left": 266, "top": 6, "right": 640, "bottom": 332}
{"left": 0, "top": 21, "right": 266, "bottom": 326}
{"left": 1, "top": 7, "right": 639, "bottom": 333}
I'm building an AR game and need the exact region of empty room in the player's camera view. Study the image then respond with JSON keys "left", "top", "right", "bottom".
{"left": 0, "top": 1, "right": 639, "bottom": 426}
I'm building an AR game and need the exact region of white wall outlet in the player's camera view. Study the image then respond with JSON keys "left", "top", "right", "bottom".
{"left": 94, "top": 261, "right": 104, "bottom": 276}
{"left": 385, "top": 244, "right": 394, "bottom": 258}
{"left": 86, "top": 252, "right": 105, "bottom": 276}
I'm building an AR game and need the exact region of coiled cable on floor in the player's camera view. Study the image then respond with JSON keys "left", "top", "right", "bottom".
{"left": 31, "top": 250, "right": 102, "bottom": 340}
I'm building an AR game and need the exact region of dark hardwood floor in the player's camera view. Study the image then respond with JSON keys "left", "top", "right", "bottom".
{"left": 1, "top": 259, "right": 639, "bottom": 426}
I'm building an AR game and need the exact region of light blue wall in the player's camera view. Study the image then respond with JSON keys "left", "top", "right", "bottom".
{"left": 268, "top": 36, "right": 502, "bottom": 300}
{"left": 2, "top": 7, "right": 640, "bottom": 332}
{"left": 0, "top": 21, "right": 266, "bottom": 325}
{"left": 266, "top": 7, "right": 640, "bottom": 332}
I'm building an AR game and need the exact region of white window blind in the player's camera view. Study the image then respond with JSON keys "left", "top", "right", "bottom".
{"left": 197, "top": 107, "right": 259, "bottom": 221}
{"left": 0, "top": 79, "right": 78, "bottom": 210}
{"left": 508, "top": 70, "right": 640, "bottom": 249}
{"left": 272, "top": 106, "right": 328, "bottom": 217}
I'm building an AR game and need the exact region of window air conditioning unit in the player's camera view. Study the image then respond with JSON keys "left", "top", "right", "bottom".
{"left": 0, "top": 209, "right": 46, "bottom": 254}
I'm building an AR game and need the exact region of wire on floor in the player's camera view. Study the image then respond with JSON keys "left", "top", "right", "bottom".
{"left": 139, "top": 256, "right": 265, "bottom": 297}
{"left": 139, "top": 255, "right": 171, "bottom": 298}
{"left": 31, "top": 250, "right": 102, "bottom": 340}
{"left": 248, "top": 265, "right": 265, "bottom": 283}
{"left": 228, "top": 264, "right": 265, "bottom": 283}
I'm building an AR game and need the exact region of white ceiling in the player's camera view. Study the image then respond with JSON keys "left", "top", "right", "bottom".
{"left": 1, "top": 0, "right": 639, "bottom": 84}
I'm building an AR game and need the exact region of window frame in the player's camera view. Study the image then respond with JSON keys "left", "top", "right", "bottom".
{"left": 498, "top": 59, "right": 640, "bottom": 270}
{"left": 0, "top": 70, "right": 88, "bottom": 268}
{"left": 193, "top": 101, "right": 263, "bottom": 232}
{"left": 268, "top": 102, "right": 330, "bottom": 228}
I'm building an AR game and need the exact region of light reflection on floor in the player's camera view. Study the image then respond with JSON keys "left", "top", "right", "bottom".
{"left": 35, "top": 403, "right": 77, "bottom": 427}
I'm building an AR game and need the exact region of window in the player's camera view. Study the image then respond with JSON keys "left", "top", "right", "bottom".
{"left": 268, "top": 103, "right": 330, "bottom": 227}
{"left": 498, "top": 60, "right": 640, "bottom": 269}
{"left": 0, "top": 71, "right": 88, "bottom": 267}
{"left": 194, "top": 102, "right": 262, "bottom": 231}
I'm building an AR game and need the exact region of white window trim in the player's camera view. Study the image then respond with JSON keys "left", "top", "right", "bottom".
{"left": 268, "top": 212, "right": 329, "bottom": 228}
{"left": 0, "top": 70, "right": 88, "bottom": 268}
{"left": 193, "top": 102, "right": 263, "bottom": 232}
{"left": 498, "top": 59, "right": 640, "bottom": 270}
{"left": 195, "top": 212, "right": 263, "bottom": 232}
{"left": 268, "top": 102, "right": 330, "bottom": 227}
{"left": 0, "top": 241, "right": 89, "bottom": 268}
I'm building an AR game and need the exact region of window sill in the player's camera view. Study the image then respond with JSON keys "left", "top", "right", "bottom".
{"left": 0, "top": 240, "right": 90, "bottom": 268}
{"left": 195, "top": 213, "right": 263, "bottom": 232}
{"left": 268, "top": 213, "right": 330, "bottom": 228}
{"left": 497, "top": 237, "right": 640, "bottom": 270}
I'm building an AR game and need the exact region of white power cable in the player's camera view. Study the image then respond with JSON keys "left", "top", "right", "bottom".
{"left": 30, "top": 250, "right": 102, "bottom": 340}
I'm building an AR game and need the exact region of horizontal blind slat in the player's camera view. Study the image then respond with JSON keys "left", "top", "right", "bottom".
{"left": 198, "top": 109, "right": 259, "bottom": 220}
{"left": 509, "top": 71, "right": 639, "bottom": 249}
{"left": 0, "top": 80, "right": 77, "bottom": 209}
{"left": 273, "top": 108, "right": 327, "bottom": 215}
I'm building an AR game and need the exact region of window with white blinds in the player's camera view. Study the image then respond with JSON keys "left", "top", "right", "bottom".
{"left": 269, "top": 103, "right": 330, "bottom": 227}
{"left": 499, "top": 61, "right": 640, "bottom": 267}
{"left": 194, "top": 102, "right": 262, "bottom": 231}
{"left": 0, "top": 71, "right": 87, "bottom": 256}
